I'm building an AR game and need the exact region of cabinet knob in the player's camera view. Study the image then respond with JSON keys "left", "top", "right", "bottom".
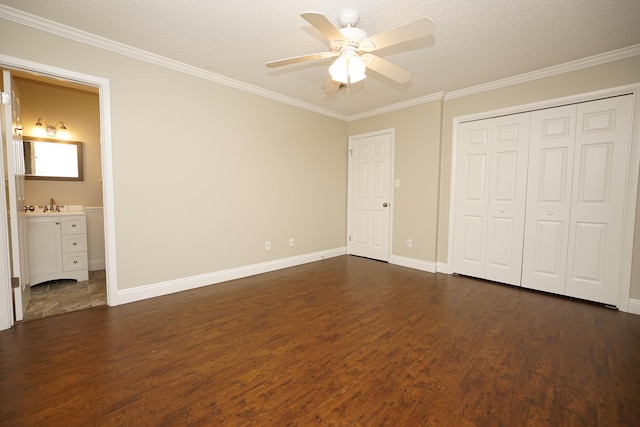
{"left": 55, "top": 222, "right": 60, "bottom": 225}
{"left": 72, "top": 224, "right": 76, "bottom": 228}
{"left": 73, "top": 260, "right": 78, "bottom": 264}
{"left": 73, "top": 242, "right": 77, "bottom": 246}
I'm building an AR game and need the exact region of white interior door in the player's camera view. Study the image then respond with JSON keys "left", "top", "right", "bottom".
{"left": 484, "top": 114, "right": 530, "bottom": 285}
{"left": 522, "top": 105, "right": 576, "bottom": 294}
{"left": 453, "top": 113, "right": 529, "bottom": 285}
{"left": 348, "top": 130, "right": 392, "bottom": 261}
{"left": 564, "top": 95, "right": 633, "bottom": 305}
{"left": 2, "top": 69, "right": 29, "bottom": 321}
{"left": 0, "top": 83, "right": 13, "bottom": 329}
{"left": 453, "top": 120, "right": 491, "bottom": 278}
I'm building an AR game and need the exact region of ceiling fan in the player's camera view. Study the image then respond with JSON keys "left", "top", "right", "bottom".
{"left": 266, "top": 9, "right": 436, "bottom": 94}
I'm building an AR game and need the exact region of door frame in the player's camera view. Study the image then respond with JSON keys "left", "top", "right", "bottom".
{"left": 0, "top": 54, "right": 118, "bottom": 330}
{"left": 347, "top": 128, "right": 395, "bottom": 262}
{"left": 448, "top": 83, "right": 640, "bottom": 313}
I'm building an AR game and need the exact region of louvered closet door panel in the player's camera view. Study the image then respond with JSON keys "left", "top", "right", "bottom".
{"left": 522, "top": 105, "right": 576, "bottom": 294}
{"left": 453, "top": 120, "right": 491, "bottom": 278}
{"left": 564, "top": 95, "right": 633, "bottom": 305}
{"left": 484, "top": 113, "right": 530, "bottom": 285}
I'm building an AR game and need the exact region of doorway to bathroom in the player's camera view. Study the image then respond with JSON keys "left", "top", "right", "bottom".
{"left": 0, "top": 55, "right": 117, "bottom": 329}
{"left": 14, "top": 72, "right": 105, "bottom": 321}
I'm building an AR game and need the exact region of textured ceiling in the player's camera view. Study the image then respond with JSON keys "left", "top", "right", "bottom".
{"left": 1, "top": 0, "right": 640, "bottom": 117}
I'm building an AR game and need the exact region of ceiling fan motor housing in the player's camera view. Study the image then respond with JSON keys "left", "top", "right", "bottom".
{"left": 331, "top": 26, "right": 368, "bottom": 51}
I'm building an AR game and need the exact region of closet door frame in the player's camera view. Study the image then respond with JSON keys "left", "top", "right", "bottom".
{"left": 447, "top": 83, "right": 640, "bottom": 313}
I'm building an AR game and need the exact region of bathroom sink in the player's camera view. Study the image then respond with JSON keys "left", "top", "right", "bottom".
{"left": 26, "top": 205, "right": 84, "bottom": 215}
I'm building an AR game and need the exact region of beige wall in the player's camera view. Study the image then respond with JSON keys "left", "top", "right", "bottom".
{"left": 17, "top": 78, "right": 102, "bottom": 207}
{"left": 1, "top": 17, "right": 639, "bottom": 301}
{"left": 348, "top": 101, "right": 442, "bottom": 262}
{"left": 1, "top": 18, "right": 348, "bottom": 290}
{"left": 349, "top": 56, "right": 640, "bottom": 298}
{"left": 351, "top": 56, "right": 640, "bottom": 299}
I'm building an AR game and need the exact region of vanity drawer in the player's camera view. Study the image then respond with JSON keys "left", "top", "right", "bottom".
{"left": 61, "top": 234, "right": 87, "bottom": 253}
{"left": 61, "top": 216, "right": 86, "bottom": 235}
{"left": 63, "top": 252, "right": 88, "bottom": 272}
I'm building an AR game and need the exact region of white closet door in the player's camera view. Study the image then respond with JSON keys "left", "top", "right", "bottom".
{"left": 484, "top": 114, "right": 530, "bottom": 284}
{"left": 454, "top": 120, "right": 491, "bottom": 278}
{"left": 454, "top": 113, "right": 529, "bottom": 285}
{"left": 522, "top": 105, "right": 576, "bottom": 294}
{"left": 565, "top": 95, "right": 633, "bottom": 305}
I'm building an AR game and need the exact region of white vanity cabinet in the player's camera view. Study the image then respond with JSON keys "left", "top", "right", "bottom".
{"left": 26, "top": 213, "right": 89, "bottom": 285}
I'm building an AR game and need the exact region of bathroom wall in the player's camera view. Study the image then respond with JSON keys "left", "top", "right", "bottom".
{"left": 15, "top": 77, "right": 106, "bottom": 270}
{"left": 17, "top": 77, "right": 102, "bottom": 207}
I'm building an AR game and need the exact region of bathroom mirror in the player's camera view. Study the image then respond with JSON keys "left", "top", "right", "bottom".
{"left": 23, "top": 137, "right": 83, "bottom": 181}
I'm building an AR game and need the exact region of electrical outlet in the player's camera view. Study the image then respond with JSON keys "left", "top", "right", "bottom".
{"left": 265, "top": 241, "right": 271, "bottom": 251}
{"left": 289, "top": 238, "right": 294, "bottom": 247}
{"left": 407, "top": 239, "right": 413, "bottom": 248}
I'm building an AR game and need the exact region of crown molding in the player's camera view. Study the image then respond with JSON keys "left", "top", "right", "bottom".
{"left": 444, "top": 44, "right": 640, "bottom": 100}
{"left": 1, "top": 5, "right": 638, "bottom": 121}
{"left": 0, "top": 5, "right": 347, "bottom": 121}
{"left": 346, "top": 92, "right": 445, "bottom": 121}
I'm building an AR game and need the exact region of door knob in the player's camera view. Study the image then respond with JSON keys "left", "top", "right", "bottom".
{"left": 383, "top": 203, "right": 389, "bottom": 207}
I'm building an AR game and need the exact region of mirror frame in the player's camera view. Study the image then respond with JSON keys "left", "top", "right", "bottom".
{"left": 23, "top": 136, "right": 84, "bottom": 181}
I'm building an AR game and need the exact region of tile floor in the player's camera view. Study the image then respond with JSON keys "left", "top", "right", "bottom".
{"left": 23, "top": 270, "right": 107, "bottom": 321}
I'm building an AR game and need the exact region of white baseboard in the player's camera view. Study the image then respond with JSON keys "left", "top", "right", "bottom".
{"left": 389, "top": 255, "right": 437, "bottom": 273}
{"left": 436, "top": 262, "right": 452, "bottom": 274}
{"left": 627, "top": 299, "right": 640, "bottom": 315}
{"left": 117, "top": 247, "right": 347, "bottom": 305}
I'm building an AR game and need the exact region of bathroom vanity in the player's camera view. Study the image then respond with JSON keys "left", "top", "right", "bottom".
{"left": 26, "top": 210, "right": 89, "bottom": 285}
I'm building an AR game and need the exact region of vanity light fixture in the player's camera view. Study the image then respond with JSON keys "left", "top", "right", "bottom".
{"left": 33, "top": 118, "right": 69, "bottom": 139}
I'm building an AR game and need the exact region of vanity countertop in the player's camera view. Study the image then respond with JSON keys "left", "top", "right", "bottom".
{"left": 26, "top": 205, "right": 85, "bottom": 216}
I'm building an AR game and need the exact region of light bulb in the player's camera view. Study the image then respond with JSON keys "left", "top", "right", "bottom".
{"left": 329, "top": 56, "right": 349, "bottom": 84}
{"left": 347, "top": 56, "right": 366, "bottom": 83}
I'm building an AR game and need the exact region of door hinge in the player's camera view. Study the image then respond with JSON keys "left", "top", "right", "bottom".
{"left": 1, "top": 92, "right": 10, "bottom": 105}
{"left": 348, "top": 149, "right": 352, "bottom": 157}
{"left": 11, "top": 277, "right": 19, "bottom": 288}
{"left": 348, "top": 235, "right": 351, "bottom": 242}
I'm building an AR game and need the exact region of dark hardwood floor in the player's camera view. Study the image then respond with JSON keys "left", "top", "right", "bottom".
{"left": 1, "top": 255, "right": 639, "bottom": 426}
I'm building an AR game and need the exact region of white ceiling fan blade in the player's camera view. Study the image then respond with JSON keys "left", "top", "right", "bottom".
{"left": 324, "top": 77, "right": 341, "bottom": 95}
{"left": 266, "top": 52, "right": 338, "bottom": 68}
{"left": 360, "top": 18, "right": 436, "bottom": 52}
{"left": 361, "top": 53, "right": 413, "bottom": 84}
{"left": 301, "top": 11, "right": 345, "bottom": 44}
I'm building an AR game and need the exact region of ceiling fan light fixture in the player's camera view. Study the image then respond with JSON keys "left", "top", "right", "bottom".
{"left": 329, "top": 49, "right": 366, "bottom": 84}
